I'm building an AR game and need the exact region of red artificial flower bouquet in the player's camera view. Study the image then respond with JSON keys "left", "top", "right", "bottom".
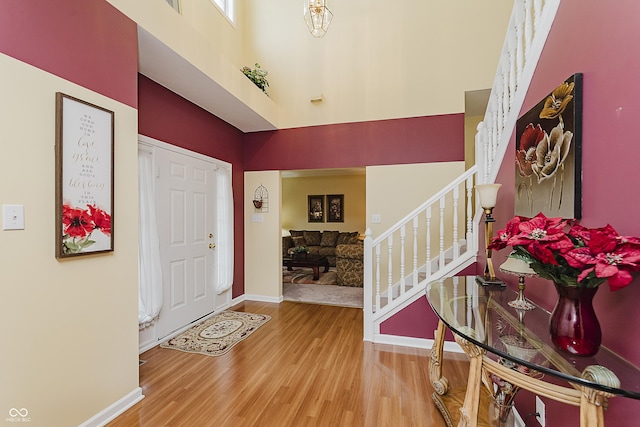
{"left": 62, "top": 203, "right": 112, "bottom": 254}
{"left": 489, "top": 212, "right": 640, "bottom": 291}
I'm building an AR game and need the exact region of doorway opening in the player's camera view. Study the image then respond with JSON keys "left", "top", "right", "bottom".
{"left": 281, "top": 168, "right": 365, "bottom": 307}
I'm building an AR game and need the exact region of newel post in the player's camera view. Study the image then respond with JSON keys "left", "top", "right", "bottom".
{"left": 363, "top": 228, "right": 374, "bottom": 341}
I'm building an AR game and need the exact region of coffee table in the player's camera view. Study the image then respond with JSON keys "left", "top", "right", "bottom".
{"left": 283, "top": 255, "right": 330, "bottom": 280}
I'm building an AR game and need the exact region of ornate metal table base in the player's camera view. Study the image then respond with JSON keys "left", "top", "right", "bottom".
{"left": 429, "top": 319, "right": 620, "bottom": 427}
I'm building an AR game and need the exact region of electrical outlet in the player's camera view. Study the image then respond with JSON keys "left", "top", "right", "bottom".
{"left": 371, "top": 214, "right": 381, "bottom": 224}
{"left": 536, "top": 396, "right": 546, "bottom": 427}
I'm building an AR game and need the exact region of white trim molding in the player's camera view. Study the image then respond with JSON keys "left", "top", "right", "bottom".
{"left": 79, "top": 388, "right": 143, "bottom": 427}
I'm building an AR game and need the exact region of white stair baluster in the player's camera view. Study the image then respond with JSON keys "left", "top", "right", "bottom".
{"left": 524, "top": 0, "right": 533, "bottom": 58}
{"left": 426, "top": 206, "right": 432, "bottom": 277}
{"left": 466, "top": 175, "right": 474, "bottom": 248}
{"left": 387, "top": 235, "right": 393, "bottom": 301}
{"left": 453, "top": 186, "right": 459, "bottom": 259}
{"left": 400, "top": 225, "right": 406, "bottom": 294}
{"left": 413, "top": 216, "right": 419, "bottom": 287}
{"left": 375, "top": 243, "right": 381, "bottom": 310}
{"left": 439, "top": 197, "right": 445, "bottom": 271}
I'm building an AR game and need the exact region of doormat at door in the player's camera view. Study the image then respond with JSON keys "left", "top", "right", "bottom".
{"left": 160, "top": 311, "right": 271, "bottom": 357}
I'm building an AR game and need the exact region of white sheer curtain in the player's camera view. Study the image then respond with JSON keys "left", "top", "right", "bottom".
{"left": 138, "top": 147, "right": 163, "bottom": 328}
{"left": 215, "top": 166, "right": 234, "bottom": 294}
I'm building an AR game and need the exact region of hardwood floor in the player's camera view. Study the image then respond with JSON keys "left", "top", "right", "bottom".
{"left": 108, "top": 301, "right": 470, "bottom": 427}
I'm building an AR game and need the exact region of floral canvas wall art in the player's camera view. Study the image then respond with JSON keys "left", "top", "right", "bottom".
{"left": 55, "top": 93, "right": 114, "bottom": 258}
{"left": 515, "top": 74, "right": 582, "bottom": 219}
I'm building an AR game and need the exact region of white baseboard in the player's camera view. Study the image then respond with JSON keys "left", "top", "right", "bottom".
{"left": 139, "top": 339, "right": 160, "bottom": 354}
{"left": 79, "top": 387, "right": 143, "bottom": 427}
{"left": 372, "top": 333, "right": 464, "bottom": 354}
{"left": 242, "top": 294, "right": 283, "bottom": 304}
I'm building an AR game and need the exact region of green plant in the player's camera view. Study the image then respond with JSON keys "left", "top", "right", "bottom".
{"left": 241, "top": 63, "right": 269, "bottom": 95}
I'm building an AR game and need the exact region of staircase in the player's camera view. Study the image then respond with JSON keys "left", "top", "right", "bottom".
{"left": 363, "top": 0, "right": 561, "bottom": 342}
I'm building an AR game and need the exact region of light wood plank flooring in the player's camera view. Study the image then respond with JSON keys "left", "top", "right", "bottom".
{"left": 109, "top": 301, "right": 469, "bottom": 426}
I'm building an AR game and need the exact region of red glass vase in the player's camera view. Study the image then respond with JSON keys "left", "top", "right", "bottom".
{"left": 549, "top": 283, "right": 601, "bottom": 357}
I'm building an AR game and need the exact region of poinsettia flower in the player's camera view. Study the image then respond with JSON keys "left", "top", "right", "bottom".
{"left": 567, "top": 224, "right": 593, "bottom": 243}
{"left": 539, "top": 81, "right": 575, "bottom": 120}
{"left": 493, "top": 212, "right": 640, "bottom": 291}
{"left": 509, "top": 214, "right": 573, "bottom": 265}
{"left": 62, "top": 205, "right": 94, "bottom": 238}
{"left": 531, "top": 123, "right": 573, "bottom": 183}
{"left": 516, "top": 123, "right": 545, "bottom": 177}
{"left": 564, "top": 226, "right": 640, "bottom": 290}
{"left": 490, "top": 216, "right": 524, "bottom": 250}
{"left": 88, "top": 205, "right": 111, "bottom": 236}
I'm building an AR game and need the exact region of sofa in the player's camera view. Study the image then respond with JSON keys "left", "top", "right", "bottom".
{"left": 336, "top": 243, "right": 364, "bottom": 287}
{"left": 283, "top": 230, "right": 360, "bottom": 268}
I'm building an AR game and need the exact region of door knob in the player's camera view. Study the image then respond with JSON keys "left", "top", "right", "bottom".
{"left": 209, "top": 244, "right": 216, "bottom": 249}
{"left": 209, "top": 233, "right": 214, "bottom": 238}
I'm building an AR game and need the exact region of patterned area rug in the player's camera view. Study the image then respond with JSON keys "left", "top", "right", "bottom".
{"left": 282, "top": 267, "right": 337, "bottom": 285}
{"left": 160, "top": 311, "right": 271, "bottom": 357}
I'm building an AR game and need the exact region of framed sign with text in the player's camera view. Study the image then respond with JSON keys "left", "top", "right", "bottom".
{"left": 55, "top": 93, "right": 114, "bottom": 258}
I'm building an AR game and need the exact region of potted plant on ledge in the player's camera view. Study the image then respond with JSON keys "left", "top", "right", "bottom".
{"left": 241, "top": 63, "right": 269, "bottom": 95}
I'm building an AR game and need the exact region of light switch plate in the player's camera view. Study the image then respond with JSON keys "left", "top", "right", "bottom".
{"left": 3, "top": 204, "right": 25, "bottom": 230}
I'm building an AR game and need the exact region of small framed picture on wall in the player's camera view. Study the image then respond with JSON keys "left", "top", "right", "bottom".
{"left": 308, "top": 195, "right": 324, "bottom": 222}
{"left": 326, "top": 194, "right": 344, "bottom": 223}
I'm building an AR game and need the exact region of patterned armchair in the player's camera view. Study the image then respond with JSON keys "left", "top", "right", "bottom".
{"left": 336, "top": 243, "right": 364, "bottom": 287}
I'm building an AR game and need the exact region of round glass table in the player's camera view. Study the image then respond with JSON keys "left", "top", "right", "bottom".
{"left": 425, "top": 275, "right": 640, "bottom": 427}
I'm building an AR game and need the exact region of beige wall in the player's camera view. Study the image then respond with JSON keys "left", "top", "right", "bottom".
{"left": 107, "top": 0, "right": 277, "bottom": 127}
{"left": 108, "top": 0, "right": 512, "bottom": 130}
{"left": 366, "top": 162, "right": 466, "bottom": 287}
{"left": 282, "top": 173, "right": 366, "bottom": 234}
{"left": 244, "top": 171, "right": 282, "bottom": 299}
{"left": 232, "top": 0, "right": 511, "bottom": 128}
{"left": 108, "top": 0, "right": 243, "bottom": 66}
{"left": 0, "top": 54, "right": 139, "bottom": 426}
{"left": 366, "top": 162, "right": 466, "bottom": 236}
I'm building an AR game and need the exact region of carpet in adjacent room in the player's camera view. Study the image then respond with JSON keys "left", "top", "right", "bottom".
{"left": 282, "top": 266, "right": 337, "bottom": 285}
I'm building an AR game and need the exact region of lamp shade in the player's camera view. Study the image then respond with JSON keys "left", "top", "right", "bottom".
{"left": 476, "top": 183, "right": 501, "bottom": 209}
{"left": 499, "top": 255, "right": 536, "bottom": 276}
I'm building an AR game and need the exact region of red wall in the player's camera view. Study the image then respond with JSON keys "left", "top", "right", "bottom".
{"left": 138, "top": 75, "right": 246, "bottom": 298}
{"left": 490, "top": 0, "right": 640, "bottom": 424}
{"left": 243, "top": 114, "right": 464, "bottom": 170}
{"left": 0, "top": 0, "right": 138, "bottom": 108}
{"left": 380, "top": 264, "right": 477, "bottom": 338}
{"left": 495, "top": 0, "right": 640, "bottom": 366}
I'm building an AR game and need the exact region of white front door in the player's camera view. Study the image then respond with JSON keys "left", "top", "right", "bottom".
{"left": 154, "top": 146, "right": 218, "bottom": 339}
